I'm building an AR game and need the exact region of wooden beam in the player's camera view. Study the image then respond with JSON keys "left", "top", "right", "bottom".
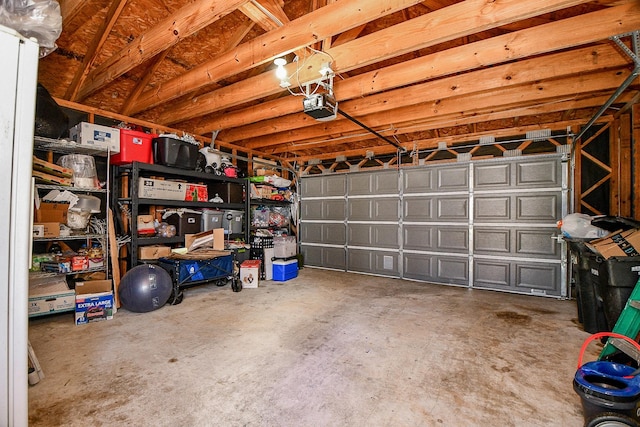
{"left": 127, "top": 0, "right": 429, "bottom": 115}
{"left": 220, "top": 44, "right": 627, "bottom": 142}
{"left": 159, "top": 0, "right": 594, "bottom": 124}
{"left": 240, "top": 0, "right": 288, "bottom": 31}
{"left": 241, "top": 69, "right": 630, "bottom": 149}
{"left": 65, "top": 0, "right": 128, "bottom": 101}
{"left": 185, "top": 1, "right": 640, "bottom": 133}
{"left": 121, "top": 50, "right": 169, "bottom": 116}
{"left": 77, "top": 0, "right": 250, "bottom": 100}
{"left": 59, "top": 0, "right": 84, "bottom": 25}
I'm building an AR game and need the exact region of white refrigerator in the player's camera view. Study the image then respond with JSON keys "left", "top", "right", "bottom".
{"left": 0, "top": 25, "right": 38, "bottom": 426}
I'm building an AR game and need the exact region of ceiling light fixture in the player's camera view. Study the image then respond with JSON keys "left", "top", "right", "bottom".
{"left": 274, "top": 57, "right": 290, "bottom": 87}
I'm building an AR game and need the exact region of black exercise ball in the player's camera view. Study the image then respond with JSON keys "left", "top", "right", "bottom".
{"left": 118, "top": 264, "right": 173, "bottom": 313}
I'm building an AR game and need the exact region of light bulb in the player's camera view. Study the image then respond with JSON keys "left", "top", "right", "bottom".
{"left": 275, "top": 65, "right": 287, "bottom": 80}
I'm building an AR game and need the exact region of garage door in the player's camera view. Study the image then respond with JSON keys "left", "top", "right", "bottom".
{"left": 300, "top": 153, "right": 569, "bottom": 297}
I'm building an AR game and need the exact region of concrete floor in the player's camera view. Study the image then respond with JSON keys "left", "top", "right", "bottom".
{"left": 28, "top": 268, "right": 594, "bottom": 426}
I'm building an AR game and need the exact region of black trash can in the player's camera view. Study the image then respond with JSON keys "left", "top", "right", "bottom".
{"left": 567, "top": 238, "right": 609, "bottom": 333}
{"left": 589, "top": 255, "right": 640, "bottom": 330}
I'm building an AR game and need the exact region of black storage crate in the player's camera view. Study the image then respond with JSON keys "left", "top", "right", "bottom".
{"left": 165, "top": 211, "right": 201, "bottom": 236}
{"left": 589, "top": 255, "right": 640, "bottom": 330}
{"left": 152, "top": 136, "right": 199, "bottom": 169}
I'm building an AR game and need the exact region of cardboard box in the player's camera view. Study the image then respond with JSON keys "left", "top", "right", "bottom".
{"left": 75, "top": 280, "right": 115, "bottom": 325}
{"left": 138, "top": 245, "right": 172, "bottom": 260}
{"left": 137, "top": 214, "right": 156, "bottom": 235}
{"left": 138, "top": 178, "right": 208, "bottom": 202}
{"left": 185, "top": 228, "right": 225, "bottom": 252}
{"left": 587, "top": 228, "right": 640, "bottom": 259}
{"left": 33, "top": 222, "right": 60, "bottom": 238}
{"left": 69, "top": 122, "right": 120, "bottom": 153}
{"left": 35, "top": 202, "right": 68, "bottom": 223}
{"left": 240, "top": 260, "right": 261, "bottom": 288}
{"left": 29, "top": 277, "right": 75, "bottom": 317}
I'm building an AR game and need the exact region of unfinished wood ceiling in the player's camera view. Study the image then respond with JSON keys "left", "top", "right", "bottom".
{"left": 40, "top": 0, "right": 640, "bottom": 163}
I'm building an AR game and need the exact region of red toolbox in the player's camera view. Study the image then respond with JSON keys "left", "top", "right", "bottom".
{"left": 111, "top": 129, "right": 156, "bottom": 165}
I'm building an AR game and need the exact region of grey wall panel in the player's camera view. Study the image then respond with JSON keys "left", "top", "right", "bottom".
{"left": 324, "top": 175, "right": 347, "bottom": 196}
{"left": 475, "top": 196, "right": 510, "bottom": 221}
{"left": 324, "top": 223, "right": 346, "bottom": 245}
{"left": 300, "top": 223, "right": 346, "bottom": 245}
{"left": 475, "top": 163, "right": 511, "bottom": 188}
{"left": 348, "top": 249, "right": 372, "bottom": 273}
{"left": 516, "top": 159, "right": 561, "bottom": 187}
{"left": 436, "top": 256, "right": 469, "bottom": 285}
{"left": 403, "top": 168, "right": 433, "bottom": 193}
{"left": 301, "top": 199, "right": 345, "bottom": 220}
{"left": 348, "top": 198, "right": 398, "bottom": 221}
{"left": 516, "top": 193, "right": 561, "bottom": 222}
{"left": 437, "top": 197, "right": 468, "bottom": 221}
{"left": 515, "top": 228, "right": 559, "bottom": 258}
{"left": 301, "top": 200, "right": 324, "bottom": 220}
{"left": 475, "top": 193, "right": 561, "bottom": 223}
{"left": 301, "top": 177, "right": 323, "bottom": 197}
{"left": 403, "top": 253, "right": 434, "bottom": 281}
{"left": 348, "top": 248, "right": 399, "bottom": 277}
{"left": 301, "top": 245, "right": 346, "bottom": 270}
{"left": 300, "top": 223, "right": 323, "bottom": 243}
{"left": 323, "top": 247, "right": 346, "bottom": 270}
{"left": 349, "top": 170, "right": 398, "bottom": 195}
{"left": 301, "top": 245, "right": 323, "bottom": 267}
{"left": 403, "top": 165, "right": 469, "bottom": 193}
{"left": 348, "top": 224, "right": 372, "bottom": 247}
{"left": 474, "top": 260, "right": 510, "bottom": 288}
{"left": 403, "top": 197, "right": 433, "bottom": 221}
{"left": 325, "top": 199, "right": 346, "bottom": 220}
{"left": 373, "top": 251, "right": 400, "bottom": 277}
{"left": 515, "top": 262, "right": 560, "bottom": 293}
{"left": 437, "top": 227, "right": 468, "bottom": 252}
{"left": 437, "top": 166, "right": 469, "bottom": 190}
{"left": 301, "top": 175, "right": 346, "bottom": 197}
{"left": 403, "top": 225, "right": 435, "bottom": 250}
{"left": 348, "top": 224, "right": 399, "bottom": 249}
{"left": 474, "top": 228, "right": 510, "bottom": 253}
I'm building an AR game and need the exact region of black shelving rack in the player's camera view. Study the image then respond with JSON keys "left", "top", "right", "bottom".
{"left": 112, "top": 162, "right": 250, "bottom": 267}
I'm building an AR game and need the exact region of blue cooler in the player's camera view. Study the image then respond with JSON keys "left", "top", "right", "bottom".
{"left": 273, "top": 259, "right": 298, "bottom": 282}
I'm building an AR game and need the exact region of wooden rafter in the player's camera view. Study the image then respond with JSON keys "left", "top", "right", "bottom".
{"left": 77, "top": 0, "right": 250, "bottom": 100}
{"left": 65, "top": 0, "right": 128, "bottom": 101}
{"left": 129, "top": 0, "right": 425, "bottom": 115}
{"left": 184, "top": 2, "right": 640, "bottom": 133}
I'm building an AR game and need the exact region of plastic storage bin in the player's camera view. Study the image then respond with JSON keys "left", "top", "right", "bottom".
{"left": 589, "top": 255, "right": 640, "bottom": 330}
{"left": 164, "top": 211, "right": 201, "bottom": 236}
{"left": 152, "top": 136, "right": 199, "bottom": 169}
{"left": 111, "top": 129, "right": 156, "bottom": 165}
{"left": 273, "top": 259, "right": 298, "bottom": 281}
{"left": 201, "top": 209, "right": 223, "bottom": 231}
{"left": 222, "top": 210, "right": 244, "bottom": 234}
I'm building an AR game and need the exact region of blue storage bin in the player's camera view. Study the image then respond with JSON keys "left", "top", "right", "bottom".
{"left": 273, "top": 259, "right": 298, "bottom": 281}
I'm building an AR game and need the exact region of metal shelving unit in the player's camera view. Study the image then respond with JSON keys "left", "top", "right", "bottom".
{"left": 113, "top": 161, "right": 250, "bottom": 267}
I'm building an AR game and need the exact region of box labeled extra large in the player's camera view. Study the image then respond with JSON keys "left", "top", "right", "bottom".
{"left": 138, "top": 178, "right": 208, "bottom": 202}
{"left": 69, "top": 122, "right": 120, "bottom": 153}
{"left": 75, "top": 280, "right": 115, "bottom": 325}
